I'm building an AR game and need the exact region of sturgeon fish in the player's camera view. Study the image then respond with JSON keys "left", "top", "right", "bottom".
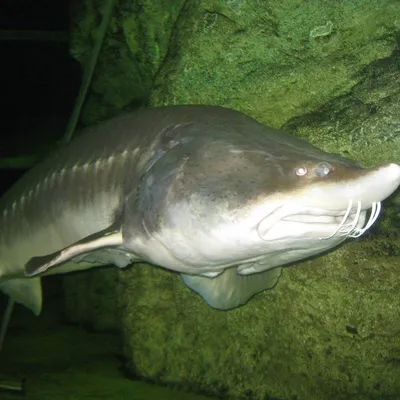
{"left": 0, "top": 105, "right": 399, "bottom": 314}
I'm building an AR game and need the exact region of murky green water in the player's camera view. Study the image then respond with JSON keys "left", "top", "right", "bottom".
{"left": 0, "top": 301, "right": 212, "bottom": 400}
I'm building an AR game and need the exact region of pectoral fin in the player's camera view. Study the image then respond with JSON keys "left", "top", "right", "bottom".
{"left": 181, "top": 266, "right": 282, "bottom": 310}
{"left": 24, "top": 226, "right": 124, "bottom": 277}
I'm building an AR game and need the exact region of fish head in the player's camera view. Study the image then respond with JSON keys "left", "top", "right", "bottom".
{"left": 129, "top": 116, "right": 400, "bottom": 275}
{"left": 255, "top": 160, "right": 400, "bottom": 265}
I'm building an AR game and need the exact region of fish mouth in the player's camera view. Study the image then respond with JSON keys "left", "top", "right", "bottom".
{"left": 258, "top": 200, "right": 382, "bottom": 241}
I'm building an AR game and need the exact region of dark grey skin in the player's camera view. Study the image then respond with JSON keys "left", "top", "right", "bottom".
{"left": 0, "top": 105, "right": 399, "bottom": 315}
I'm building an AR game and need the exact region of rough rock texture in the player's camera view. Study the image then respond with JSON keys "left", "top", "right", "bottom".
{"left": 69, "top": 0, "right": 186, "bottom": 124}
{"left": 118, "top": 238, "right": 400, "bottom": 400}
{"left": 149, "top": 0, "right": 400, "bottom": 126}
{"left": 285, "top": 53, "right": 400, "bottom": 169}
{"left": 65, "top": 0, "right": 400, "bottom": 399}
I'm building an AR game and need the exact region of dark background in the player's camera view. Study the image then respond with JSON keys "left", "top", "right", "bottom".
{"left": 0, "top": 0, "right": 80, "bottom": 187}
{"left": 0, "top": 0, "right": 80, "bottom": 314}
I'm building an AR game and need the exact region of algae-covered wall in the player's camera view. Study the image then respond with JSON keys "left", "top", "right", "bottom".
{"left": 69, "top": 0, "right": 186, "bottom": 124}
{"left": 65, "top": 0, "right": 400, "bottom": 398}
{"left": 118, "top": 239, "right": 400, "bottom": 399}
{"left": 149, "top": 0, "right": 399, "bottom": 126}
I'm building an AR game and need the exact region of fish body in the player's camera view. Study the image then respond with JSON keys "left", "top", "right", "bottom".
{"left": 0, "top": 105, "right": 399, "bottom": 312}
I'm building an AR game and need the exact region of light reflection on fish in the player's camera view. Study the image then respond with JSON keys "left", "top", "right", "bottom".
{"left": 0, "top": 105, "right": 399, "bottom": 314}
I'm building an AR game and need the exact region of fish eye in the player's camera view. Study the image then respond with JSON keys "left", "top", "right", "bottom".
{"left": 315, "top": 162, "right": 332, "bottom": 177}
{"left": 295, "top": 166, "right": 308, "bottom": 176}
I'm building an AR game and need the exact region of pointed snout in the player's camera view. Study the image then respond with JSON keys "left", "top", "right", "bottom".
{"left": 296, "top": 163, "right": 400, "bottom": 211}
{"left": 355, "top": 163, "right": 400, "bottom": 205}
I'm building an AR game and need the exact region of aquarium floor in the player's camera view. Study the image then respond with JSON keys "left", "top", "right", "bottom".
{"left": 0, "top": 301, "right": 212, "bottom": 400}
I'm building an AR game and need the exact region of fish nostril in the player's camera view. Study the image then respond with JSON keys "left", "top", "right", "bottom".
{"left": 315, "top": 162, "right": 332, "bottom": 177}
